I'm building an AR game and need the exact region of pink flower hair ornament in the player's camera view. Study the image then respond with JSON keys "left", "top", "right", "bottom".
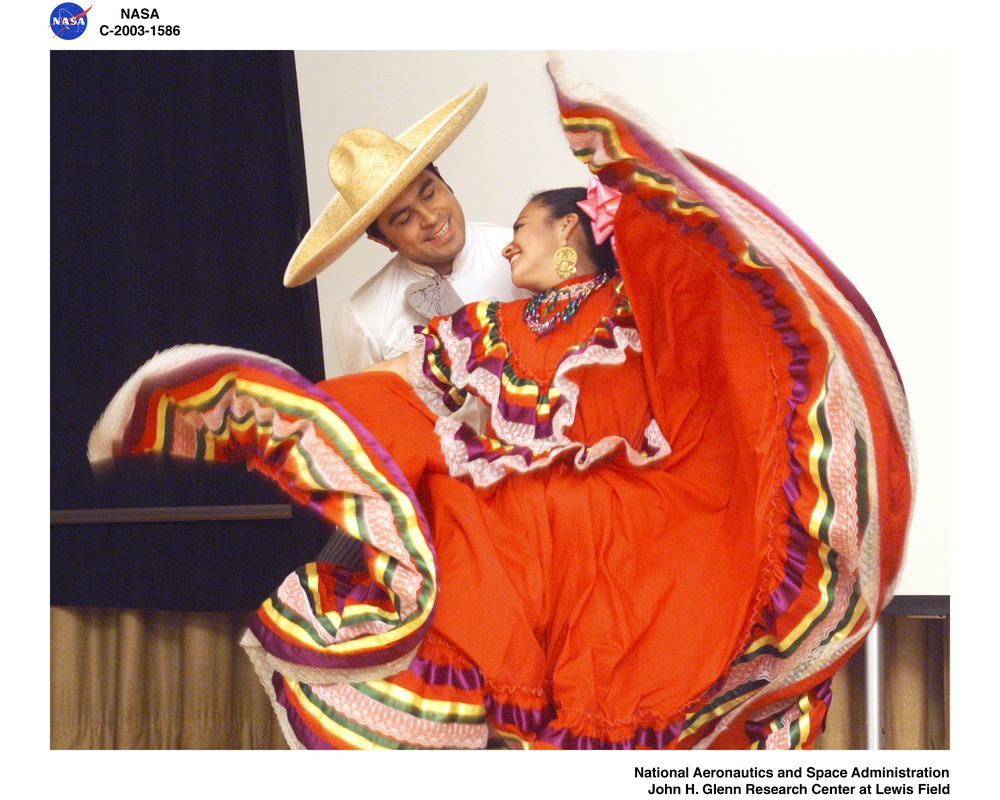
{"left": 576, "top": 175, "right": 623, "bottom": 255}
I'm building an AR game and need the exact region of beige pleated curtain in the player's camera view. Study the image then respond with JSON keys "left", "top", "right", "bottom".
{"left": 49, "top": 607, "right": 948, "bottom": 750}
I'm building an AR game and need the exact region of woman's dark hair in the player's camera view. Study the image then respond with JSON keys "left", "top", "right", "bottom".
{"left": 529, "top": 187, "right": 618, "bottom": 276}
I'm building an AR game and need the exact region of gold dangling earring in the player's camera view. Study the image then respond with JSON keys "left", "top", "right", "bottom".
{"left": 553, "top": 240, "right": 578, "bottom": 279}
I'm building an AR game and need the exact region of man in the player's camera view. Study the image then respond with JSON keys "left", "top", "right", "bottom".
{"left": 334, "top": 163, "right": 522, "bottom": 373}
{"left": 284, "top": 82, "right": 526, "bottom": 374}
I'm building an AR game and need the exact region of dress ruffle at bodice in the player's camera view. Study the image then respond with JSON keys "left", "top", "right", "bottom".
{"left": 408, "top": 277, "right": 670, "bottom": 487}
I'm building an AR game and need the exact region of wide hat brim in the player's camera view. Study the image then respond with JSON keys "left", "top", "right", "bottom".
{"left": 283, "top": 82, "right": 488, "bottom": 287}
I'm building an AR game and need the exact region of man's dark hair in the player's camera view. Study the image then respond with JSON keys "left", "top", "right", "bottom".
{"left": 365, "top": 162, "right": 447, "bottom": 242}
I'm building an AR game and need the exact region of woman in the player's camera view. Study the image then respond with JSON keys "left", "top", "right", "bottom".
{"left": 288, "top": 184, "right": 707, "bottom": 749}
{"left": 89, "top": 64, "right": 913, "bottom": 749}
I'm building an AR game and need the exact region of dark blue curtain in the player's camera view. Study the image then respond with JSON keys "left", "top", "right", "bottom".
{"left": 50, "top": 51, "right": 329, "bottom": 610}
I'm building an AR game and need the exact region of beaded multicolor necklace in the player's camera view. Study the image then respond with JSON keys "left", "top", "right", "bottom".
{"left": 522, "top": 271, "right": 613, "bottom": 336}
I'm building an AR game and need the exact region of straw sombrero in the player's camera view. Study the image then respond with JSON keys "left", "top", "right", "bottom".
{"left": 283, "top": 82, "right": 488, "bottom": 287}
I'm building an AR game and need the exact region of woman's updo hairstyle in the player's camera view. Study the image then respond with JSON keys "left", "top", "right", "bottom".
{"left": 529, "top": 187, "right": 618, "bottom": 276}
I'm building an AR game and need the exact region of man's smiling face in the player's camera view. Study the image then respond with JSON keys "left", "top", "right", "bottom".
{"left": 373, "top": 169, "right": 466, "bottom": 275}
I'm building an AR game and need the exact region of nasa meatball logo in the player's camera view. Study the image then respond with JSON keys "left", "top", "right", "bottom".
{"left": 49, "top": 3, "right": 91, "bottom": 40}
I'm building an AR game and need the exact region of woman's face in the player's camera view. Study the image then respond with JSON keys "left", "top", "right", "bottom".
{"left": 502, "top": 201, "right": 563, "bottom": 293}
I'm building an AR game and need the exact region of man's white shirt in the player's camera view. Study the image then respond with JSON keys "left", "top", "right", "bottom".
{"left": 332, "top": 223, "right": 528, "bottom": 374}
